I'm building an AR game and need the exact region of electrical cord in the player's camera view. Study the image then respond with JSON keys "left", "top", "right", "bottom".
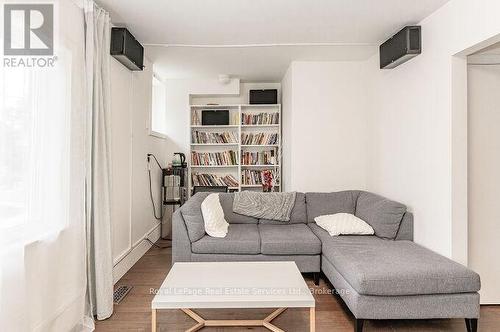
{"left": 147, "top": 153, "right": 164, "bottom": 221}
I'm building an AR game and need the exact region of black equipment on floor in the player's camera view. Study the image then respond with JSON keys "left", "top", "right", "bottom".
{"left": 146, "top": 152, "right": 187, "bottom": 249}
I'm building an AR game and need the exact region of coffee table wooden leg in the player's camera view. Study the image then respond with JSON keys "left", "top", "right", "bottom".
{"left": 152, "top": 309, "right": 157, "bottom": 332}
{"left": 310, "top": 307, "right": 315, "bottom": 332}
{"left": 180, "top": 307, "right": 287, "bottom": 331}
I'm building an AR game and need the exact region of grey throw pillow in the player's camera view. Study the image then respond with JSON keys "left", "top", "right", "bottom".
{"left": 180, "top": 192, "right": 210, "bottom": 242}
{"left": 355, "top": 191, "right": 406, "bottom": 239}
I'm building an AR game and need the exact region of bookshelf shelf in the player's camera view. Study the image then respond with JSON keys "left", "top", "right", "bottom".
{"left": 190, "top": 104, "right": 240, "bottom": 108}
{"left": 241, "top": 144, "right": 279, "bottom": 147}
{"left": 241, "top": 124, "right": 280, "bottom": 128}
{"left": 190, "top": 143, "right": 239, "bottom": 146}
{"left": 191, "top": 125, "right": 239, "bottom": 129}
{"left": 190, "top": 186, "right": 240, "bottom": 190}
{"left": 191, "top": 165, "right": 239, "bottom": 168}
{"left": 241, "top": 184, "right": 280, "bottom": 188}
{"left": 189, "top": 103, "right": 282, "bottom": 194}
{"left": 241, "top": 104, "right": 280, "bottom": 108}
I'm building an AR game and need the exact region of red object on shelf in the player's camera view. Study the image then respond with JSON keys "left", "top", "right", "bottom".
{"left": 261, "top": 170, "right": 274, "bottom": 192}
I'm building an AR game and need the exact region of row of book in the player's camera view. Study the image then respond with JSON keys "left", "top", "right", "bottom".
{"left": 241, "top": 112, "right": 279, "bottom": 125}
{"left": 191, "top": 150, "right": 238, "bottom": 166}
{"left": 191, "top": 173, "right": 239, "bottom": 188}
{"left": 192, "top": 131, "right": 238, "bottom": 144}
{"left": 241, "top": 169, "right": 278, "bottom": 185}
{"left": 241, "top": 133, "right": 279, "bottom": 145}
{"left": 241, "top": 150, "right": 277, "bottom": 165}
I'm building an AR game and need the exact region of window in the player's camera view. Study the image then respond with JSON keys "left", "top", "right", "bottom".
{"left": 150, "top": 75, "right": 167, "bottom": 138}
{"left": 0, "top": 46, "right": 75, "bottom": 244}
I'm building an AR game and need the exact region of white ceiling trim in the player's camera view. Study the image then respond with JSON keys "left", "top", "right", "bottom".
{"left": 144, "top": 42, "right": 377, "bottom": 48}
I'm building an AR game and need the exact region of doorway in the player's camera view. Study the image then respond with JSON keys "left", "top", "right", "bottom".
{"left": 467, "top": 44, "right": 500, "bottom": 304}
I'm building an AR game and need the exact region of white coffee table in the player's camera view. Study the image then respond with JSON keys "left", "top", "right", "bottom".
{"left": 151, "top": 261, "right": 315, "bottom": 332}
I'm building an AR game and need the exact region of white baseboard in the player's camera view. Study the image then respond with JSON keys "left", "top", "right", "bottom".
{"left": 112, "top": 224, "right": 161, "bottom": 284}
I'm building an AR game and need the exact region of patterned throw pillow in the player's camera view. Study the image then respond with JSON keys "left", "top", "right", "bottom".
{"left": 314, "top": 213, "right": 374, "bottom": 236}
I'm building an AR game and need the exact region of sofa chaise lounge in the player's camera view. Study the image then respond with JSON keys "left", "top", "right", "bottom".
{"left": 172, "top": 191, "right": 480, "bottom": 332}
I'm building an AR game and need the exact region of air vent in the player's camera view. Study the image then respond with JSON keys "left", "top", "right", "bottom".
{"left": 113, "top": 285, "right": 133, "bottom": 304}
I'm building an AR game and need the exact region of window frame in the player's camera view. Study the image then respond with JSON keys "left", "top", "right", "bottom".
{"left": 149, "top": 74, "right": 168, "bottom": 139}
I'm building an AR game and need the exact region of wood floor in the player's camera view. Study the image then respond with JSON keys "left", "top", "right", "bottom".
{"left": 96, "top": 242, "right": 500, "bottom": 332}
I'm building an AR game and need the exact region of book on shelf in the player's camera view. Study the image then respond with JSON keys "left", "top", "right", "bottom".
{"left": 191, "top": 172, "right": 239, "bottom": 188}
{"left": 191, "top": 150, "right": 238, "bottom": 166}
{"left": 191, "top": 110, "right": 201, "bottom": 125}
{"left": 192, "top": 131, "right": 238, "bottom": 144}
{"left": 241, "top": 150, "right": 276, "bottom": 165}
{"left": 241, "top": 169, "right": 279, "bottom": 185}
{"left": 241, "top": 132, "right": 279, "bottom": 145}
{"left": 241, "top": 112, "right": 279, "bottom": 125}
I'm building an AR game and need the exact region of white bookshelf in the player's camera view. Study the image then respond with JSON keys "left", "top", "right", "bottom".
{"left": 189, "top": 104, "right": 282, "bottom": 194}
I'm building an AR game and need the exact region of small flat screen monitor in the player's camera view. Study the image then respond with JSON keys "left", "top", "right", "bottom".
{"left": 202, "top": 110, "right": 229, "bottom": 125}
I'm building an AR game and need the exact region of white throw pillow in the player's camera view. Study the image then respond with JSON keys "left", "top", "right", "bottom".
{"left": 201, "top": 193, "right": 229, "bottom": 238}
{"left": 314, "top": 213, "right": 374, "bottom": 236}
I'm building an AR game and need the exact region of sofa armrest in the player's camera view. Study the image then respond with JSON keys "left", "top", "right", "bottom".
{"left": 395, "top": 212, "right": 413, "bottom": 241}
{"left": 172, "top": 209, "right": 192, "bottom": 263}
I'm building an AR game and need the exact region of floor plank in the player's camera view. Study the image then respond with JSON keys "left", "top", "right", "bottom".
{"left": 96, "top": 242, "right": 499, "bottom": 331}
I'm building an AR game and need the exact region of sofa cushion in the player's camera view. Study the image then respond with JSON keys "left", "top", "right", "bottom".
{"left": 310, "top": 224, "right": 481, "bottom": 296}
{"left": 355, "top": 191, "right": 406, "bottom": 239}
{"left": 306, "top": 191, "right": 359, "bottom": 223}
{"left": 259, "top": 224, "right": 321, "bottom": 255}
{"left": 180, "top": 192, "right": 210, "bottom": 242}
{"left": 260, "top": 192, "right": 307, "bottom": 224}
{"left": 219, "top": 193, "right": 259, "bottom": 224}
{"left": 192, "top": 224, "right": 260, "bottom": 254}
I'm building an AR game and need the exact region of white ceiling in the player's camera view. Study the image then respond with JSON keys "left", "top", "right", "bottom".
{"left": 98, "top": 0, "right": 449, "bottom": 81}
{"left": 146, "top": 45, "right": 376, "bottom": 82}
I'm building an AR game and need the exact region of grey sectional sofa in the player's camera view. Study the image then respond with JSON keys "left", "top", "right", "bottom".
{"left": 172, "top": 191, "right": 480, "bottom": 332}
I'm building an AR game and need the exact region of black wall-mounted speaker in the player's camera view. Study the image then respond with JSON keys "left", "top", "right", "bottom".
{"left": 249, "top": 89, "right": 278, "bottom": 104}
{"left": 380, "top": 26, "right": 421, "bottom": 69}
{"left": 110, "top": 27, "right": 144, "bottom": 71}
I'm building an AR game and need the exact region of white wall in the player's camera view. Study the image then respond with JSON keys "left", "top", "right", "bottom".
{"left": 281, "top": 67, "right": 293, "bottom": 190}
{"left": 467, "top": 64, "right": 500, "bottom": 304}
{"left": 110, "top": 57, "right": 169, "bottom": 283}
{"left": 367, "top": 0, "right": 500, "bottom": 261}
{"left": 281, "top": 61, "right": 369, "bottom": 192}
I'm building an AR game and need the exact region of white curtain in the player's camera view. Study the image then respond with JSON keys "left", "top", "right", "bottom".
{"left": 0, "top": 0, "right": 93, "bottom": 331}
{"left": 84, "top": 0, "right": 114, "bottom": 321}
